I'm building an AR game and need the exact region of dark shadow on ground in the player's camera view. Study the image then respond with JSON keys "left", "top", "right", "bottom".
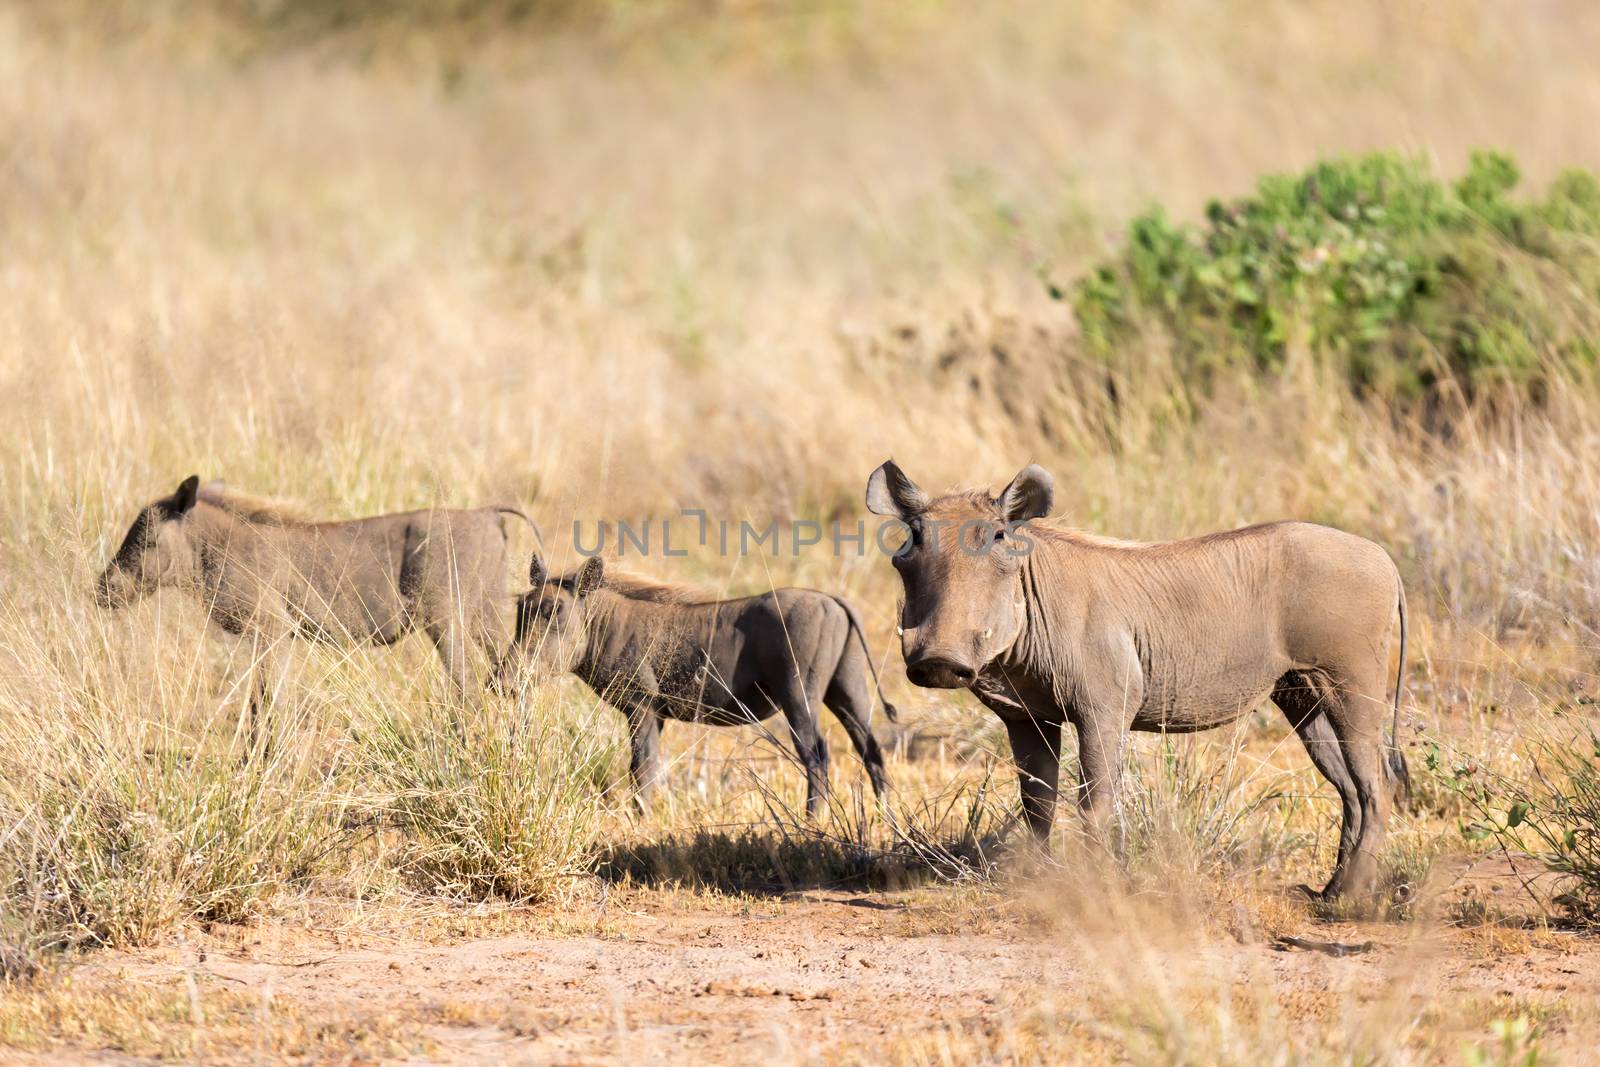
{"left": 594, "top": 825, "right": 997, "bottom": 896}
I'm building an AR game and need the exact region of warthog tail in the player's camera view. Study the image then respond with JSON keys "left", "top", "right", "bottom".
{"left": 831, "top": 596, "right": 899, "bottom": 723}
{"left": 1386, "top": 577, "right": 1412, "bottom": 806}
{"left": 496, "top": 507, "right": 545, "bottom": 549}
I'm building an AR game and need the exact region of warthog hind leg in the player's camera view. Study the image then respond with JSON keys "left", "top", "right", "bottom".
{"left": 823, "top": 668, "right": 889, "bottom": 798}
{"left": 1275, "top": 671, "right": 1363, "bottom": 882}
{"left": 774, "top": 672, "right": 832, "bottom": 818}
{"left": 1282, "top": 666, "right": 1391, "bottom": 901}
{"left": 1323, "top": 676, "right": 1391, "bottom": 901}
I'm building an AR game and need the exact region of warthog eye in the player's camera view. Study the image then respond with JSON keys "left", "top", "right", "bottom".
{"left": 888, "top": 521, "right": 917, "bottom": 564}
{"left": 517, "top": 598, "right": 553, "bottom": 634}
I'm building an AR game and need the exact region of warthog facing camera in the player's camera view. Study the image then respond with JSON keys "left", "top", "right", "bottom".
{"left": 866, "top": 459, "right": 1408, "bottom": 901}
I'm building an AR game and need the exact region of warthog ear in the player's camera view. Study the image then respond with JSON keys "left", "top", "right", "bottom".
{"left": 198, "top": 479, "right": 226, "bottom": 504}
{"left": 574, "top": 556, "right": 605, "bottom": 598}
{"left": 528, "top": 551, "right": 548, "bottom": 589}
{"left": 999, "top": 464, "right": 1053, "bottom": 524}
{"left": 167, "top": 475, "right": 201, "bottom": 516}
{"left": 865, "top": 459, "right": 929, "bottom": 519}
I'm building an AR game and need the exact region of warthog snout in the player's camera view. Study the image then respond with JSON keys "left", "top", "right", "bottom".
{"left": 488, "top": 655, "right": 524, "bottom": 697}
{"left": 93, "top": 567, "right": 130, "bottom": 609}
{"left": 904, "top": 650, "right": 977, "bottom": 689}
{"left": 487, "top": 660, "right": 510, "bottom": 696}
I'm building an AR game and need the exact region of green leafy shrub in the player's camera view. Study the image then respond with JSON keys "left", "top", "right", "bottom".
{"left": 1073, "top": 151, "right": 1600, "bottom": 410}
{"left": 1436, "top": 730, "right": 1600, "bottom": 924}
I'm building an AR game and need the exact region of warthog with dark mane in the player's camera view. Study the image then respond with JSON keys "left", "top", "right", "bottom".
{"left": 494, "top": 553, "right": 897, "bottom": 813}
{"left": 866, "top": 459, "right": 1408, "bottom": 900}
{"left": 96, "top": 475, "right": 538, "bottom": 729}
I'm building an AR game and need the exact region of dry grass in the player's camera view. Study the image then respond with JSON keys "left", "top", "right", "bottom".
{"left": 3, "top": 0, "right": 1600, "bottom": 1062}
{"left": 0, "top": 972, "right": 437, "bottom": 1062}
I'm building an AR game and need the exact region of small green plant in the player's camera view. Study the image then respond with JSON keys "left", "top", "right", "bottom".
{"left": 1463, "top": 1015, "right": 1544, "bottom": 1067}
{"left": 1439, "top": 728, "right": 1600, "bottom": 924}
{"left": 1072, "top": 151, "right": 1600, "bottom": 412}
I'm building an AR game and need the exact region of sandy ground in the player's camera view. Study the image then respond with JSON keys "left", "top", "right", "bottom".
{"left": 26, "top": 867, "right": 1600, "bottom": 1066}
{"left": 53, "top": 890, "right": 1068, "bottom": 1065}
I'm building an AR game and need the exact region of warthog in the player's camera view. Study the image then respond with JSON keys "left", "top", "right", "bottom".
{"left": 494, "top": 553, "right": 898, "bottom": 814}
{"left": 866, "top": 459, "right": 1408, "bottom": 900}
{"left": 95, "top": 475, "right": 538, "bottom": 728}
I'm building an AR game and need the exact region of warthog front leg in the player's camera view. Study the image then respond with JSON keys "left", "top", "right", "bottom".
{"left": 626, "top": 705, "right": 665, "bottom": 810}
{"left": 245, "top": 637, "right": 288, "bottom": 756}
{"left": 1071, "top": 713, "right": 1127, "bottom": 842}
{"left": 426, "top": 622, "right": 479, "bottom": 740}
{"left": 1002, "top": 716, "right": 1062, "bottom": 841}
{"left": 427, "top": 622, "right": 473, "bottom": 697}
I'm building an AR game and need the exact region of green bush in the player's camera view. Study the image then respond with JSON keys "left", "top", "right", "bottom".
{"left": 1436, "top": 732, "right": 1600, "bottom": 924}
{"left": 1072, "top": 151, "right": 1600, "bottom": 408}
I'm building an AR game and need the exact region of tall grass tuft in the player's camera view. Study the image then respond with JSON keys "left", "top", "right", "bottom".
{"left": 0, "top": 633, "right": 333, "bottom": 955}
{"left": 353, "top": 693, "right": 615, "bottom": 902}
{"left": 0, "top": 747, "right": 329, "bottom": 950}
{"left": 1116, "top": 730, "right": 1311, "bottom": 883}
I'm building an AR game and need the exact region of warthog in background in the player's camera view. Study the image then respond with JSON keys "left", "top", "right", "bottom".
{"left": 494, "top": 553, "right": 897, "bottom": 814}
{"left": 96, "top": 475, "right": 538, "bottom": 730}
{"left": 866, "top": 459, "right": 1408, "bottom": 901}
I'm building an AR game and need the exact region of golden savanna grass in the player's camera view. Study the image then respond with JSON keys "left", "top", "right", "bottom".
{"left": 3, "top": 1, "right": 1600, "bottom": 1062}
